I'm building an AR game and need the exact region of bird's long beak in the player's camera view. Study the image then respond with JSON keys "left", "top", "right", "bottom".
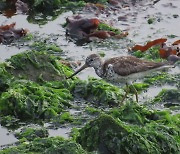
{"left": 66, "top": 63, "right": 88, "bottom": 79}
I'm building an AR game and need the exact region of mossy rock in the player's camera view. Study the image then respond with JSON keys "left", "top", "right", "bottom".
{"left": 77, "top": 114, "right": 129, "bottom": 153}
{"left": 111, "top": 102, "right": 180, "bottom": 127}
{"left": 0, "top": 115, "right": 20, "bottom": 128}
{"left": 72, "top": 77, "right": 124, "bottom": 106}
{"left": 144, "top": 72, "right": 180, "bottom": 88}
{"left": 15, "top": 127, "right": 49, "bottom": 141}
{"left": 6, "top": 51, "right": 73, "bottom": 82}
{"left": 0, "top": 80, "right": 72, "bottom": 120}
{"left": 0, "top": 63, "right": 13, "bottom": 94}
{"left": 0, "top": 136, "right": 87, "bottom": 154}
{"left": 109, "top": 101, "right": 157, "bottom": 125}
{"left": 77, "top": 103, "right": 180, "bottom": 154}
{"left": 52, "top": 111, "right": 74, "bottom": 124}
{"left": 152, "top": 89, "right": 180, "bottom": 107}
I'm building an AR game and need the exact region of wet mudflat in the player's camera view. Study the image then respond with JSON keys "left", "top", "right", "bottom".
{"left": 0, "top": 0, "right": 179, "bottom": 153}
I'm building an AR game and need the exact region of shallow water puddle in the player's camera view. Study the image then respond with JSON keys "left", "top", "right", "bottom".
{"left": 47, "top": 127, "right": 70, "bottom": 139}
{"left": 140, "top": 84, "right": 177, "bottom": 101}
{"left": 0, "top": 124, "right": 18, "bottom": 147}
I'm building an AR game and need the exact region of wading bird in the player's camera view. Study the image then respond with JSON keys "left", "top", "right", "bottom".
{"left": 67, "top": 54, "right": 172, "bottom": 103}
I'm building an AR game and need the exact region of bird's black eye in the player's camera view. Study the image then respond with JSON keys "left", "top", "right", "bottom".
{"left": 90, "top": 59, "right": 93, "bottom": 62}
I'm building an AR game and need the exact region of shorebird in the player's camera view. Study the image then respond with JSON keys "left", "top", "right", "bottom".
{"left": 67, "top": 54, "right": 171, "bottom": 103}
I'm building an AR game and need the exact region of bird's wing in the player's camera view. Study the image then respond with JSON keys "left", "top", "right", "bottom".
{"left": 104, "top": 56, "right": 164, "bottom": 76}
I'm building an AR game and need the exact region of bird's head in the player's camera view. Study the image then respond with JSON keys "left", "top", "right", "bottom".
{"left": 85, "top": 54, "right": 102, "bottom": 68}
{"left": 67, "top": 54, "right": 102, "bottom": 79}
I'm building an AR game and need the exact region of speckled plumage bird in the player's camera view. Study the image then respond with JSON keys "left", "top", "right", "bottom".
{"left": 67, "top": 54, "right": 171, "bottom": 103}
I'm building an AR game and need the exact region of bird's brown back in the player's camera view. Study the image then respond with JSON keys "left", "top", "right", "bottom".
{"left": 103, "top": 56, "right": 165, "bottom": 76}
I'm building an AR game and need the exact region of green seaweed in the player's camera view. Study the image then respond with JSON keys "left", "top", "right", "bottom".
{"left": 0, "top": 80, "right": 72, "bottom": 120}
{"left": 130, "top": 83, "right": 149, "bottom": 92}
{"left": 110, "top": 101, "right": 155, "bottom": 125}
{"left": 72, "top": 77, "right": 124, "bottom": 106}
{"left": 57, "top": 112, "right": 74, "bottom": 124}
{"left": 70, "top": 128, "right": 80, "bottom": 141}
{"left": 152, "top": 89, "right": 180, "bottom": 106}
{"left": 133, "top": 46, "right": 164, "bottom": 62}
{"left": 1, "top": 0, "right": 107, "bottom": 25}
{"left": 147, "top": 18, "right": 156, "bottom": 24}
{"left": 0, "top": 63, "right": 13, "bottom": 94}
{"left": 15, "top": 127, "right": 49, "bottom": 141}
{"left": 0, "top": 136, "right": 87, "bottom": 154}
{"left": 6, "top": 51, "right": 73, "bottom": 82}
{"left": 77, "top": 102, "right": 180, "bottom": 154}
{"left": 0, "top": 51, "right": 81, "bottom": 122}
{"left": 26, "top": 0, "right": 86, "bottom": 25}
{"left": 22, "top": 33, "right": 34, "bottom": 41}
{"left": 98, "top": 22, "right": 121, "bottom": 35}
{"left": 0, "top": 115, "right": 20, "bottom": 128}
{"left": 144, "top": 72, "right": 180, "bottom": 87}
{"left": 85, "top": 106, "right": 101, "bottom": 115}
{"left": 27, "top": 9, "right": 64, "bottom": 25}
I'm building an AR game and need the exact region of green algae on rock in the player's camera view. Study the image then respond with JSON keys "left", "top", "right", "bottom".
{"left": 144, "top": 72, "right": 180, "bottom": 87}
{"left": 85, "top": 106, "right": 101, "bottom": 115}
{"left": 0, "top": 80, "right": 72, "bottom": 120}
{"left": 55, "top": 112, "right": 74, "bottom": 124}
{"left": 0, "top": 136, "right": 87, "bottom": 154}
{"left": 72, "top": 77, "right": 124, "bottom": 106}
{"left": 15, "top": 127, "right": 49, "bottom": 141}
{"left": 0, "top": 63, "right": 13, "bottom": 94}
{"left": 0, "top": 115, "right": 20, "bottom": 128}
{"left": 77, "top": 102, "right": 180, "bottom": 154}
{"left": 0, "top": 51, "right": 80, "bottom": 121}
{"left": 6, "top": 51, "right": 73, "bottom": 82}
{"left": 109, "top": 101, "right": 156, "bottom": 125}
{"left": 27, "top": 0, "right": 85, "bottom": 25}
{"left": 151, "top": 89, "right": 180, "bottom": 108}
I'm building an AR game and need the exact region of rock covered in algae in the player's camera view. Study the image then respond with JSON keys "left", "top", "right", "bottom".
{"left": 0, "top": 63, "right": 12, "bottom": 94}
{"left": 144, "top": 72, "right": 180, "bottom": 86}
{"left": 77, "top": 102, "right": 180, "bottom": 154}
{"left": 151, "top": 88, "right": 180, "bottom": 109}
{"left": 153, "top": 89, "right": 180, "bottom": 103}
{"left": 15, "top": 127, "right": 49, "bottom": 141}
{"left": 109, "top": 101, "right": 156, "bottom": 125}
{"left": 6, "top": 50, "right": 73, "bottom": 82}
{"left": 0, "top": 136, "right": 87, "bottom": 154}
{"left": 0, "top": 51, "right": 75, "bottom": 120}
{"left": 0, "top": 80, "right": 72, "bottom": 120}
{"left": 72, "top": 77, "right": 124, "bottom": 106}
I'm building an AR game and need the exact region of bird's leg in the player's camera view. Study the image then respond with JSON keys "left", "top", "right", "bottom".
{"left": 131, "top": 84, "right": 138, "bottom": 102}
{"left": 120, "top": 83, "right": 130, "bottom": 105}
